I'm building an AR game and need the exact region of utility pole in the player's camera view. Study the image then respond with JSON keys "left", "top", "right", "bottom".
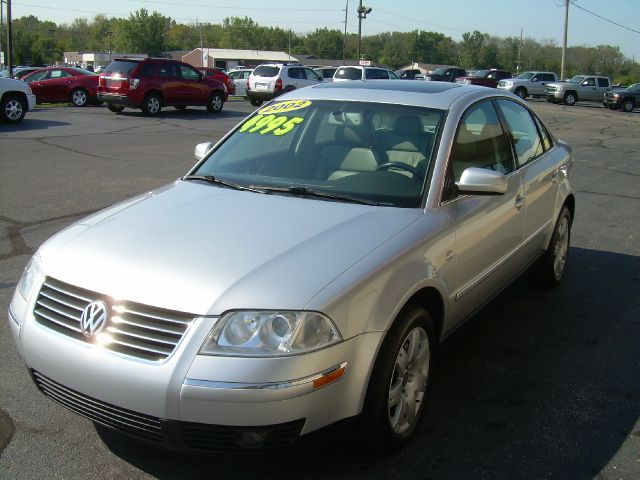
{"left": 6, "top": 0, "right": 11, "bottom": 77}
{"left": 106, "top": 31, "right": 113, "bottom": 61}
{"left": 342, "top": 0, "right": 348, "bottom": 64}
{"left": 516, "top": 27, "right": 523, "bottom": 73}
{"left": 356, "top": 0, "right": 372, "bottom": 63}
{"left": 560, "top": 0, "right": 569, "bottom": 80}
{"left": 48, "top": 29, "right": 55, "bottom": 66}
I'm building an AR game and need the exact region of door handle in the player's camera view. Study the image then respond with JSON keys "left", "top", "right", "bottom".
{"left": 515, "top": 194, "right": 525, "bottom": 210}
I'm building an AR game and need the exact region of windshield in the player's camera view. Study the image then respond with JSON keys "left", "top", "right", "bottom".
{"left": 516, "top": 72, "right": 535, "bottom": 80}
{"left": 70, "top": 67, "right": 96, "bottom": 76}
{"left": 334, "top": 67, "right": 362, "bottom": 80}
{"left": 567, "top": 75, "right": 585, "bottom": 84}
{"left": 627, "top": 83, "right": 640, "bottom": 92}
{"left": 469, "top": 70, "right": 489, "bottom": 78}
{"left": 192, "top": 99, "right": 445, "bottom": 207}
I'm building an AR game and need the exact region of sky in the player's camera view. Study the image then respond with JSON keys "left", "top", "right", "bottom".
{"left": 7, "top": 0, "right": 640, "bottom": 61}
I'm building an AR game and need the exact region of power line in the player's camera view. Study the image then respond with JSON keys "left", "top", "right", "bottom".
{"left": 133, "top": 0, "right": 340, "bottom": 12}
{"left": 568, "top": 0, "right": 640, "bottom": 35}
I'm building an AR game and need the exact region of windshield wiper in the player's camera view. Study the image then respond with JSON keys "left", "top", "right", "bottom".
{"left": 250, "top": 185, "right": 379, "bottom": 206}
{"left": 182, "top": 175, "right": 265, "bottom": 193}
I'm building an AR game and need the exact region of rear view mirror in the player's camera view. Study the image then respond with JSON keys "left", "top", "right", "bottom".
{"left": 194, "top": 142, "right": 214, "bottom": 161}
{"left": 456, "top": 167, "right": 507, "bottom": 195}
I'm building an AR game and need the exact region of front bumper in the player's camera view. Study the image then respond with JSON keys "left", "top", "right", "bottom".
{"left": 602, "top": 97, "right": 622, "bottom": 108}
{"left": 10, "top": 285, "right": 382, "bottom": 450}
{"left": 497, "top": 84, "right": 515, "bottom": 93}
{"left": 26, "top": 93, "right": 37, "bottom": 111}
{"left": 546, "top": 90, "right": 565, "bottom": 101}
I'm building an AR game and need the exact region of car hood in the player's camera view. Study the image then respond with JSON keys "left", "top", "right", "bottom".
{"left": 40, "top": 181, "right": 423, "bottom": 316}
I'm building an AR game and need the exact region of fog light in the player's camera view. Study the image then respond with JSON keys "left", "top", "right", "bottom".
{"left": 236, "top": 430, "right": 266, "bottom": 448}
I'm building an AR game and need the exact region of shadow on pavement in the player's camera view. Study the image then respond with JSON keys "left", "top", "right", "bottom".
{"left": 97, "top": 246, "right": 640, "bottom": 479}
{"left": 1, "top": 118, "right": 70, "bottom": 131}
{"left": 115, "top": 105, "right": 253, "bottom": 121}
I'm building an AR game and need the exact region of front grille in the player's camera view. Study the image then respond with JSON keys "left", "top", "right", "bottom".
{"left": 546, "top": 85, "right": 558, "bottom": 92}
{"left": 32, "top": 370, "right": 163, "bottom": 441}
{"left": 32, "top": 370, "right": 305, "bottom": 453}
{"left": 34, "top": 277, "right": 195, "bottom": 361}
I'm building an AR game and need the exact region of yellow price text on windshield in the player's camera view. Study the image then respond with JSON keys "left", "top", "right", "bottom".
{"left": 258, "top": 100, "right": 311, "bottom": 115}
{"left": 239, "top": 114, "right": 304, "bottom": 136}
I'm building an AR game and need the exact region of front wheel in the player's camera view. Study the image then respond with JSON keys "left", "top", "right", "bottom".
{"left": 0, "top": 95, "right": 27, "bottom": 124}
{"left": 361, "top": 304, "right": 435, "bottom": 449}
{"left": 563, "top": 92, "right": 577, "bottom": 106}
{"left": 142, "top": 93, "right": 162, "bottom": 115}
{"left": 70, "top": 88, "right": 89, "bottom": 107}
{"left": 532, "top": 206, "right": 571, "bottom": 289}
{"left": 621, "top": 99, "right": 635, "bottom": 113}
{"left": 206, "top": 92, "right": 224, "bottom": 113}
{"left": 514, "top": 87, "right": 527, "bottom": 99}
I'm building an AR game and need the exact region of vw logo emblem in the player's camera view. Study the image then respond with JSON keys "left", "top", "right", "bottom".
{"left": 80, "top": 301, "right": 109, "bottom": 338}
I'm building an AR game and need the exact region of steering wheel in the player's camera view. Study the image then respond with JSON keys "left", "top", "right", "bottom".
{"left": 375, "top": 162, "right": 421, "bottom": 177}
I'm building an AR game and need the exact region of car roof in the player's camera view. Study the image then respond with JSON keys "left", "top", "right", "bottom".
{"left": 277, "top": 80, "right": 501, "bottom": 110}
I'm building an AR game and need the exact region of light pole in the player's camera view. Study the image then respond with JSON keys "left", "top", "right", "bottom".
{"left": 356, "top": 0, "right": 371, "bottom": 63}
{"left": 48, "top": 28, "right": 55, "bottom": 66}
{"left": 106, "top": 31, "right": 113, "bottom": 61}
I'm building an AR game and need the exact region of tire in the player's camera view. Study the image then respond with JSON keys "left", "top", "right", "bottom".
{"left": 514, "top": 87, "right": 527, "bottom": 99}
{"left": 249, "top": 98, "right": 263, "bottom": 107}
{"left": 70, "top": 88, "right": 89, "bottom": 107}
{"left": 621, "top": 99, "right": 635, "bottom": 113}
{"left": 0, "top": 94, "right": 27, "bottom": 124}
{"left": 563, "top": 92, "right": 577, "bottom": 106}
{"left": 206, "top": 92, "right": 224, "bottom": 113}
{"left": 532, "top": 206, "right": 571, "bottom": 289}
{"left": 107, "top": 104, "right": 125, "bottom": 113}
{"left": 142, "top": 93, "right": 162, "bottom": 116}
{"left": 361, "top": 304, "right": 435, "bottom": 449}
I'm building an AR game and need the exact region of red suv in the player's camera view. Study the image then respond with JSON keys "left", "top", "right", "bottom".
{"left": 197, "top": 67, "right": 235, "bottom": 96}
{"left": 98, "top": 58, "right": 228, "bottom": 115}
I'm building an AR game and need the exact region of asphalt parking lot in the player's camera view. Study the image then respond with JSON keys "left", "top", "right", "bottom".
{"left": 1, "top": 98, "right": 639, "bottom": 479}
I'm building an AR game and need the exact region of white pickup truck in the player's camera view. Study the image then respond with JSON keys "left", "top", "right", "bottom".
{"left": 497, "top": 71, "right": 559, "bottom": 99}
{"left": 0, "top": 77, "right": 36, "bottom": 124}
{"left": 545, "top": 75, "right": 612, "bottom": 106}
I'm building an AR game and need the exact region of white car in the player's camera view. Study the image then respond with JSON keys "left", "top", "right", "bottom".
{"left": 228, "top": 68, "right": 253, "bottom": 97}
{"left": 246, "top": 63, "right": 323, "bottom": 106}
{"left": 0, "top": 77, "right": 37, "bottom": 124}
{"left": 333, "top": 66, "right": 399, "bottom": 81}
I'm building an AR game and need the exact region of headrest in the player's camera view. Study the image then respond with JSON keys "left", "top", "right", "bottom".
{"left": 337, "top": 125, "right": 371, "bottom": 146}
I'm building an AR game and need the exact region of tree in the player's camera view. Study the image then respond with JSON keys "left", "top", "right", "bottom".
{"left": 119, "top": 9, "right": 169, "bottom": 55}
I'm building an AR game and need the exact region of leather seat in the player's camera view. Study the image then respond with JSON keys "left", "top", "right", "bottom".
{"left": 320, "top": 125, "right": 378, "bottom": 180}
{"left": 382, "top": 115, "right": 430, "bottom": 176}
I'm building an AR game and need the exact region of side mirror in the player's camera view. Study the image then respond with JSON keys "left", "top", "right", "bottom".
{"left": 456, "top": 167, "right": 507, "bottom": 195}
{"left": 530, "top": 77, "right": 538, "bottom": 82}
{"left": 194, "top": 142, "right": 214, "bottom": 161}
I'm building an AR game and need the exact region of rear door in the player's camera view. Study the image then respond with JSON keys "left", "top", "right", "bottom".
{"left": 23, "top": 70, "right": 49, "bottom": 102}
{"left": 495, "top": 99, "right": 559, "bottom": 256}
{"left": 159, "top": 62, "right": 182, "bottom": 103}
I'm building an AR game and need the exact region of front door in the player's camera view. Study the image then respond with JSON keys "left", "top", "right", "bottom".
{"left": 440, "top": 100, "right": 525, "bottom": 326}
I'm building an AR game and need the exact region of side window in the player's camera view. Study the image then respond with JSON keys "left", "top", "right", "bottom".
{"left": 542, "top": 74, "right": 555, "bottom": 82}
{"left": 229, "top": 71, "right": 240, "bottom": 80}
{"left": 179, "top": 65, "right": 200, "bottom": 80}
{"left": 26, "top": 71, "right": 48, "bottom": 82}
{"left": 496, "top": 99, "right": 544, "bottom": 167}
{"left": 449, "top": 101, "right": 513, "bottom": 182}
{"left": 138, "top": 63, "right": 156, "bottom": 77}
{"left": 532, "top": 115, "right": 553, "bottom": 152}
{"left": 366, "top": 69, "right": 387, "bottom": 79}
{"left": 597, "top": 78, "right": 609, "bottom": 88}
{"left": 159, "top": 63, "right": 179, "bottom": 78}
{"left": 388, "top": 70, "right": 399, "bottom": 79}
{"left": 583, "top": 78, "right": 595, "bottom": 86}
{"left": 287, "top": 68, "right": 303, "bottom": 79}
{"left": 304, "top": 68, "right": 321, "bottom": 81}
{"left": 50, "top": 70, "right": 71, "bottom": 79}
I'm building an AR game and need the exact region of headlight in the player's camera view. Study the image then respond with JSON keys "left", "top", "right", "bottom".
{"left": 200, "top": 310, "right": 342, "bottom": 357}
{"left": 17, "top": 254, "right": 43, "bottom": 301}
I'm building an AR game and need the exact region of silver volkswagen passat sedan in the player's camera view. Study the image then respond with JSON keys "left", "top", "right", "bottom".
{"left": 9, "top": 80, "right": 574, "bottom": 453}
